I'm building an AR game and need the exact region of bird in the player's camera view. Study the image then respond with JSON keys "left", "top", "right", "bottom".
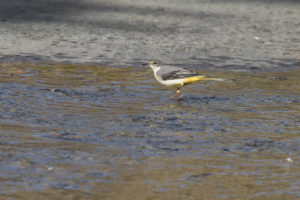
{"left": 144, "top": 60, "right": 224, "bottom": 98}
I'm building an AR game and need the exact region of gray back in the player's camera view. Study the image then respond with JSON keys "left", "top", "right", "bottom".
{"left": 156, "top": 65, "right": 190, "bottom": 77}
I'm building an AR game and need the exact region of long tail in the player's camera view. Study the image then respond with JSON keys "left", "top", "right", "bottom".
{"left": 201, "top": 77, "right": 225, "bottom": 81}
{"left": 183, "top": 76, "right": 224, "bottom": 85}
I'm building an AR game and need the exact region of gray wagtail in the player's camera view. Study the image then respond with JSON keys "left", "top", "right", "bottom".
{"left": 144, "top": 60, "right": 224, "bottom": 98}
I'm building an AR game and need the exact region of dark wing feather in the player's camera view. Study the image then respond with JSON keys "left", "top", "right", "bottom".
{"left": 161, "top": 70, "right": 199, "bottom": 80}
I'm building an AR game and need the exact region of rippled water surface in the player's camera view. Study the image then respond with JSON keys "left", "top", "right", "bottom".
{"left": 0, "top": 63, "right": 299, "bottom": 199}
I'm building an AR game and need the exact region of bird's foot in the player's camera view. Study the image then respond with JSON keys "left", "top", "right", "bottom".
{"left": 170, "top": 91, "right": 183, "bottom": 100}
{"left": 176, "top": 95, "right": 183, "bottom": 100}
{"left": 170, "top": 94, "right": 178, "bottom": 99}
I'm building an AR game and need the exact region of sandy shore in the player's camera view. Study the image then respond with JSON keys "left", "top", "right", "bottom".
{"left": 0, "top": 0, "right": 299, "bottom": 69}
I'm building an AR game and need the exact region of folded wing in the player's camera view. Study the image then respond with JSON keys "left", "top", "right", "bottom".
{"left": 160, "top": 67, "right": 201, "bottom": 81}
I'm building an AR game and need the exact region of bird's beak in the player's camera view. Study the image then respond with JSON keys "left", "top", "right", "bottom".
{"left": 142, "top": 63, "right": 148, "bottom": 66}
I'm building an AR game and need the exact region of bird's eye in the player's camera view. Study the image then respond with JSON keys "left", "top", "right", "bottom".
{"left": 153, "top": 61, "right": 157, "bottom": 64}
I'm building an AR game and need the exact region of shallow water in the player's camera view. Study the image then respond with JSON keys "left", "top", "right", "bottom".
{"left": 0, "top": 63, "right": 299, "bottom": 199}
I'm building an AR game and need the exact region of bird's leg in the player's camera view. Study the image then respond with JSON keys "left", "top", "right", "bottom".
{"left": 170, "top": 87, "right": 183, "bottom": 99}
{"left": 176, "top": 87, "right": 182, "bottom": 99}
{"left": 176, "top": 87, "right": 181, "bottom": 96}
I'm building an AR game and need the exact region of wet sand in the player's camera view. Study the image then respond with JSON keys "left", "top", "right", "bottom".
{"left": 0, "top": 0, "right": 299, "bottom": 69}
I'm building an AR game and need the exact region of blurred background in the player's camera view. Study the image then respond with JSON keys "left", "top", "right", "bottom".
{"left": 0, "top": 1, "right": 299, "bottom": 200}
{"left": 0, "top": 0, "right": 299, "bottom": 69}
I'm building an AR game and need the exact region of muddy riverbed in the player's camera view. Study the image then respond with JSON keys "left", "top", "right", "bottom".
{"left": 0, "top": 62, "right": 299, "bottom": 199}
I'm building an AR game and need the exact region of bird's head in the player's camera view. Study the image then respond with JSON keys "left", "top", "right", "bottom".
{"left": 143, "top": 60, "right": 161, "bottom": 71}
